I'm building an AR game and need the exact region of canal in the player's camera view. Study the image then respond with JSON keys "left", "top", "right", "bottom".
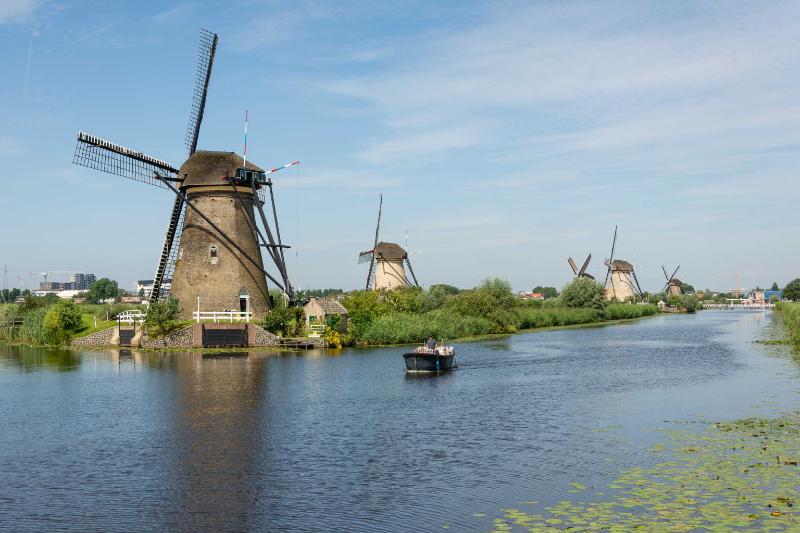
{"left": 0, "top": 311, "right": 797, "bottom": 531}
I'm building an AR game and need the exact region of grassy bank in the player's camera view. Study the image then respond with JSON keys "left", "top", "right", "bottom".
{"left": 0, "top": 298, "right": 144, "bottom": 346}
{"left": 775, "top": 302, "right": 800, "bottom": 346}
{"left": 340, "top": 280, "right": 659, "bottom": 346}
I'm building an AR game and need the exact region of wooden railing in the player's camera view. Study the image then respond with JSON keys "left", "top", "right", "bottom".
{"left": 117, "top": 310, "right": 146, "bottom": 324}
{"left": 193, "top": 311, "right": 252, "bottom": 323}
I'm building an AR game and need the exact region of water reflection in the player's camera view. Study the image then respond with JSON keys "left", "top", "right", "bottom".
{"left": 0, "top": 345, "right": 82, "bottom": 372}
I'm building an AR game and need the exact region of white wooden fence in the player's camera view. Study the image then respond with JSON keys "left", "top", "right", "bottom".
{"left": 117, "top": 310, "right": 146, "bottom": 324}
{"left": 193, "top": 311, "right": 252, "bottom": 323}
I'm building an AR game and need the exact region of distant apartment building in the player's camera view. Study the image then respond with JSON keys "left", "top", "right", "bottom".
{"left": 70, "top": 273, "right": 96, "bottom": 290}
{"left": 38, "top": 273, "right": 97, "bottom": 292}
{"left": 136, "top": 279, "right": 171, "bottom": 300}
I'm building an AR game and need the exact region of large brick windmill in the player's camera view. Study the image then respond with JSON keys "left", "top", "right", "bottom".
{"left": 72, "top": 29, "right": 296, "bottom": 318}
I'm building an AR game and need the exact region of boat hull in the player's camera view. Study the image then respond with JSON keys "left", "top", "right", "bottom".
{"left": 403, "top": 352, "right": 456, "bottom": 373}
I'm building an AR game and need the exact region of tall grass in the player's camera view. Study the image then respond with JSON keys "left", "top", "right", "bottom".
{"left": 355, "top": 304, "right": 660, "bottom": 345}
{"left": 359, "top": 309, "right": 496, "bottom": 345}
{"left": 604, "top": 303, "right": 659, "bottom": 320}
{"left": 776, "top": 302, "right": 800, "bottom": 345}
{"left": 515, "top": 307, "right": 601, "bottom": 329}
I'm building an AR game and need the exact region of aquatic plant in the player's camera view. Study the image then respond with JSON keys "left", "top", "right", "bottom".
{"left": 491, "top": 413, "right": 800, "bottom": 531}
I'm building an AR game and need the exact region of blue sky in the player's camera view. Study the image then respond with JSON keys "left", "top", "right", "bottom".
{"left": 1, "top": 0, "right": 799, "bottom": 293}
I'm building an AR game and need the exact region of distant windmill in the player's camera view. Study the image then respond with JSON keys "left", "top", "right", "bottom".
{"left": 603, "top": 226, "right": 643, "bottom": 301}
{"left": 357, "top": 194, "right": 419, "bottom": 291}
{"left": 662, "top": 265, "right": 683, "bottom": 297}
{"left": 567, "top": 253, "right": 594, "bottom": 280}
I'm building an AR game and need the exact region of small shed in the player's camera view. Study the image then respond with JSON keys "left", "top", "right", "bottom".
{"left": 303, "top": 297, "right": 348, "bottom": 330}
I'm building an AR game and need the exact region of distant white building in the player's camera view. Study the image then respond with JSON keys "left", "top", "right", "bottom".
{"left": 136, "top": 279, "right": 171, "bottom": 300}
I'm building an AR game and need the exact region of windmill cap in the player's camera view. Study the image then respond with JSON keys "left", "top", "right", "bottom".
{"left": 374, "top": 241, "right": 407, "bottom": 260}
{"left": 178, "top": 151, "right": 264, "bottom": 188}
{"left": 607, "top": 259, "right": 634, "bottom": 271}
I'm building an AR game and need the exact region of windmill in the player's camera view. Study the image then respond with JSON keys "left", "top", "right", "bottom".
{"left": 72, "top": 29, "right": 296, "bottom": 318}
{"left": 567, "top": 254, "right": 594, "bottom": 280}
{"left": 602, "top": 226, "right": 643, "bottom": 301}
{"left": 357, "top": 194, "right": 419, "bottom": 291}
{"left": 662, "top": 265, "right": 683, "bottom": 297}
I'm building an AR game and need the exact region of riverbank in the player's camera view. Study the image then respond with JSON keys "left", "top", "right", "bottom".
{"left": 775, "top": 302, "right": 800, "bottom": 346}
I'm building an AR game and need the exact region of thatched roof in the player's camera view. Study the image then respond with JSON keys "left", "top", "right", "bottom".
{"left": 374, "top": 241, "right": 407, "bottom": 261}
{"left": 306, "top": 297, "right": 347, "bottom": 315}
{"left": 178, "top": 151, "right": 263, "bottom": 187}
{"left": 609, "top": 259, "right": 634, "bottom": 272}
{"left": 669, "top": 278, "right": 683, "bottom": 286}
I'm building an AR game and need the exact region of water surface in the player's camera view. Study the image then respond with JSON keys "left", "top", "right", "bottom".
{"left": 0, "top": 311, "right": 796, "bottom": 531}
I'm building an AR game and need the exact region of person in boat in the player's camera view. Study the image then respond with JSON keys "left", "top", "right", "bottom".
{"left": 425, "top": 335, "right": 436, "bottom": 351}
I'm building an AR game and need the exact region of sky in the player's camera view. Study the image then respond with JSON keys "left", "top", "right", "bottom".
{"left": 1, "top": 0, "right": 799, "bottom": 293}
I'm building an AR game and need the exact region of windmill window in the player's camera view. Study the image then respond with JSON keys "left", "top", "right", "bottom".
{"left": 209, "top": 244, "right": 219, "bottom": 265}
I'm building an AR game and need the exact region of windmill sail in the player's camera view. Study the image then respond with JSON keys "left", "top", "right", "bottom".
{"left": 358, "top": 251, "right": 374, "bottom": 264}
{"left": 73, "top": 132, "right": 177, "bottom": 186}
{"left": 153, "top": 29, "right": 217, "bottom": 301}
{"left": 150, "top": 195, "right": 186, "bottom": 301}
{"left": 365, "top": 194, "right": 382, "bottom": 290}
{"left": 185, "top": 29, "right": 218, "bottom": 155}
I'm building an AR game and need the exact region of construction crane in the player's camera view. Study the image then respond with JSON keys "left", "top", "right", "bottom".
{"left": 30, "top": 271, "right": 79, "bottom": 284}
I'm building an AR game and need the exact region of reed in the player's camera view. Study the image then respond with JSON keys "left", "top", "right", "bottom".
{"left": 775, "top": 302, "right": 800, "bottom": 345}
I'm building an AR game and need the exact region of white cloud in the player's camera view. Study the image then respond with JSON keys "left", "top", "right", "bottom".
{"left": 356, "top": 127, "right": 487, "bottom": 163}
{"left": 0, "top": 0, "right": 39, "bottom": 23}
{"left": 152, "top": 3, "right": 195, "bottom": 24}
{"left": 324, "top": 1, "right": 800, "bottom": 168}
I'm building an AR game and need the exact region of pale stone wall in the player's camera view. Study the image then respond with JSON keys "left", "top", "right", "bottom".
{"left": 170, "top": 190, "right": 270, "bottom": 319}
{"left": 252, "top": 325, "right": 280, "bottom": 346}
{"left": 71, "top": 327, "right": 116, "bottom": 347}
{"left": 140, "top": 326, "right": 195, "bottom": 349}
{"left": 605, "top": 271, "right": 637, "bottom": 300}
{"left": 374, "top": 259, "right": 407, "bottom": 290}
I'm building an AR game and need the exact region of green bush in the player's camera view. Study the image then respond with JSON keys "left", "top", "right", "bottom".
{"left": 18, "top": 308, "right": 48, "bottom": 345}
{"left": 262, "top": 306, "right": 304, "bottom": 337}
{"left": 559, "top": 278, "right": 608, "bottom": 311}
{"left": 358, "top": 309, "right": 495, "bottom": 345}
{"left": 145, "top": 298, "right": 181, "bottom": 338}
{"left": 42, "top": 301, "right": 83, "bottom": 345}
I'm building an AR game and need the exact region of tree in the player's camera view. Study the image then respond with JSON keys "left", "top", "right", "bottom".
{"left": 532, "top": 286, "right": 558, "bottom": 299}
{"left": 559, "top": 278, "right": 607, "bottom": 311}
{"left": 42, "top": 301, "right": 83, "bottom": 344}
{"left": 681, "top": 283, "right": 695, "bottom": 294}
{"left": 771, "top": 282, "right": 780, "bottom": 291}
{"left": 88, "top": 278, "right": 119, "bottom": 303}
{"left": 783, "top": 279, "right": 800, "bottom": 301}
{"left": 262, "top": 306, "right": 304, "bottom": 337}
{"left": 144, "top": 297, "right": 180, "bottom": 337}
{"left": 429, "top": 284, "right": 460, "bottom": 295}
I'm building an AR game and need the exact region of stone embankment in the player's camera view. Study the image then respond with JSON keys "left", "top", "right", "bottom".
{"left": 71, "top": 324, "right": 289, "bottom": 348}
{"left": 253, "top": 325, "right": 280, "bottom": 346}
{"left": 140, "top": 326, "right": 194, "bottom": 349}
{"left": 71, "top": 327, "right": 116, "bottom": 347}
